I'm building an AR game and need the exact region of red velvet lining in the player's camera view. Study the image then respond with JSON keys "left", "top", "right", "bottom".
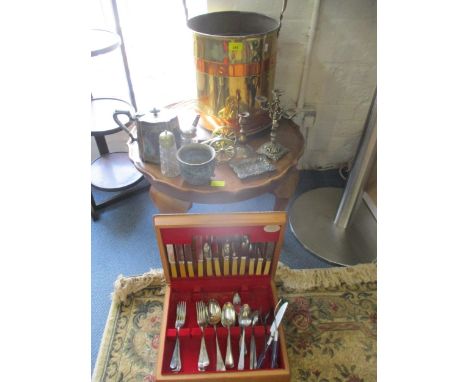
{"left": 160, "top": 225, "right": 280, "bottom": 245}
{"left": 161, "top": 276, "right": 285, "bottom": 374}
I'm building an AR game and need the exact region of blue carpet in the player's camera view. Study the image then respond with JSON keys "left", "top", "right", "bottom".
{"left": 91, "top": 169, "right": 345, "bottom": 371}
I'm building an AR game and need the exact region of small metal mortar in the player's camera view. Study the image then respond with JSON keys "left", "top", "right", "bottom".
{"left": 176, "top": 143, "right": 216, "bottom": 185}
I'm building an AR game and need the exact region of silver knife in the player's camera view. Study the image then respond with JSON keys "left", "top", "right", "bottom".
{"left": 193, "top": 235, "right": 204, "bottom": 277}
{"left": 203, "top": 240, "right": 213, "bottom": 276}
{"left": 222, "top": 239, "right": 231, "bottom": 276}
{"left": 256, "top": 301, "right": 288, "bottom": 369}
{"left": 166, "top": 244, "right": 178, "bottom": 278}
{"left": 248, "top": 243, "right": 256, "bottom": 275}
{"left": 263, "top": 241, "right": 275, "bottom": 275}
{"left": 184, "top": 243, "right": 194, "bottom": 278}
{"left": 231, "top": 240, "right": 239, "bottom": 275}
{"left": 239, "top": 235, "right": 249, "bottom": 275}
{"left": 174, "top": 244, "right": 187, "bottom": 278}
{"left": 211, "top": 236, "right": 222, "bottom": 277}
{"left": 255, "top": 246, "right": 264, "bottom": 275}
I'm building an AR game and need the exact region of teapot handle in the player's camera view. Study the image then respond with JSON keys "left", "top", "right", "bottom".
{"left": 113, "top": 110, "right": 137, "bottom": 142}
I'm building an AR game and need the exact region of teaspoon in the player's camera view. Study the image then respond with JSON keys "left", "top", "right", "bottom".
{"left": 237, "top": 304, "right": 252, "bottom": 370}
{"left": 249, "top": 310, "right": 259, "bottom": 370}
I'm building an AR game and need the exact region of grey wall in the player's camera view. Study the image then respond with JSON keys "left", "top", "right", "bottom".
{"left": 299, "top": 0, "right": 376, "bottom": 169}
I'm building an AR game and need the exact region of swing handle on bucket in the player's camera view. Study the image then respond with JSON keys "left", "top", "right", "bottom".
{"left": 182, "top": 0, "right": 288, "bottom": 36}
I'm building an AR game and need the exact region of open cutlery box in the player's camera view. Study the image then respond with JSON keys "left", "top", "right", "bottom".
{"left": 153, "top": 212, "right": 290, "bottom": 382}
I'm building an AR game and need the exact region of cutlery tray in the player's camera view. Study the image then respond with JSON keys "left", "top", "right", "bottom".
{"left": 153, "top": 212, "right": 290, "bottom": 382}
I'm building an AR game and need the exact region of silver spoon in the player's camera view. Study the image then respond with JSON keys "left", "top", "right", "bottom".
{"left": 221, "top": 302, "right": 236, "bottom": 369}
{"left": 208, "top": 299, "right": 226, "bottom": 371}
{"left": 237, "top": 304, "right": 252, "bottom": 370}
{"left": 233, "top": 293, "right": 245, "bottom": 354}
{"left": 233, "top": 292, "right": 241, "bottom": 316}
{"left": 249, "top": 310, "right": 259, "bottom": 370}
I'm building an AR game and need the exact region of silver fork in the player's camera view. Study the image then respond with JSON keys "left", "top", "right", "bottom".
{"left": 170, "top": 301, "right": 186, "bottom": 372}
{"left": 196, "top": 301, "right": 210, "bottom": 371}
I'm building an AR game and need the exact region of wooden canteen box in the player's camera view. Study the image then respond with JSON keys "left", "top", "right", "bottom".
{"left": 153, "top": 211, "right": 290, "bottom": 382}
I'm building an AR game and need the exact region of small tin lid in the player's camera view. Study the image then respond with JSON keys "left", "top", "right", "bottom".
{"left": 138, "top": 107, "right": 178, "bottom": 125}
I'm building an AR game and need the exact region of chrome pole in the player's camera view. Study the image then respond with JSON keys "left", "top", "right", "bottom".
{"left": 334, "top": 90, "right": 377, "bottom": 229}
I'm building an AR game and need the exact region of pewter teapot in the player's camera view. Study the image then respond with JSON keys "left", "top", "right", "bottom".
{"left": 113, "top": 107, "right": 182, "bottom": 164}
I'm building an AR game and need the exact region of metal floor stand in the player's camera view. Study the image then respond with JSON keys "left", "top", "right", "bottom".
{"left": 289, "top": 91, "right": 377, "bottom": 266}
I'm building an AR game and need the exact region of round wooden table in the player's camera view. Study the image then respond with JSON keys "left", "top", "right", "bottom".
{"left": 128, "top": 118, "right": 304, "bottom": 213}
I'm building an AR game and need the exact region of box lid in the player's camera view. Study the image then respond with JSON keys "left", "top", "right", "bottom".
{"left": 153, "top": 211, "right": 287, "bottom": 284}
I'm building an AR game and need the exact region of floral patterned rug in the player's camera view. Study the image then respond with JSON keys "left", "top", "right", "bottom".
{"left": 92, "top": 263, "right": 376, "bottom": 382}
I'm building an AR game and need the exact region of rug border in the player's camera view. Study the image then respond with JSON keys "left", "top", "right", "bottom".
{"left": 92, "top": 297, "right": 119, "bottom": 382}
{"left": 109, "top": 263, "right": 376, "bottom": 304}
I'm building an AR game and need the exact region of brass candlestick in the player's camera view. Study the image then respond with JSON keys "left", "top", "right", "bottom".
{"left": 255, "top": 89, "right": 289, "bottom": 161}
{"left": 234, "top": 111, "right": 255, "bottom": 159}
{"left": 238, "top": 112, "right": 249, "bottom": 145}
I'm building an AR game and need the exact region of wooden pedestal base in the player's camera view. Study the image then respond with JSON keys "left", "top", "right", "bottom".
{"left": 148, "top": 168, "right": 298, "bottom": 214}
{"left": 149, "top": 186, "right": 193, "bottom": 213}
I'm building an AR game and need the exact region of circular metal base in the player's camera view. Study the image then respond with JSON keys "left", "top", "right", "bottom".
{"left": 289, "top": 187, "right": 376, "bottom": 266}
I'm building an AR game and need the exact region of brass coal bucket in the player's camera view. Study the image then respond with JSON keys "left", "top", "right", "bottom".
{"left": 183, "top": 0, "right": 288, "bottom": 135}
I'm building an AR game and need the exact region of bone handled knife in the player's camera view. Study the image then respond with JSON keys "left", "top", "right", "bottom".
{"left": 184, "top": 243, "right": 194, "bottom": 277}
{"left": 239, "top": 255, "right": 246, "bottom": 276}
{"left": 174, "top": 244, "right": 186, "bottom": 278}
{"left": 239, "top": 235, "right": 249, "bottom": 276}
{"left": 193, "top": 236, "right": 204, "bottom": 277}
{"left": 263, "top": 242, "right": 275, "bottom": 275}
{"left": 222, "top": 240, "right": 231, "bottom": 276}
{"left": 231, "top": 235, "right": 241, "bottom": 276}
{"left": 248, "top": 243, "right": 256, "bottom": 275}
{"left": 231, "top": 243, "right": 238, "bottom": 276}
{"left": 255, "top": 245, "right": 264, "bottom": 275}
{"left": 203, "top": 240, "right": 213, "bottom": 276}
{"left": 166, "top": 244, "right": 178, "bottom": 278}
{"left": 211, "top": 236, "right": 222, "bottom": 277}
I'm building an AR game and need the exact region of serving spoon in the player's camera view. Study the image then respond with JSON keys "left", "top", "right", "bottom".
{"left": 208, "top": 299, "right": 226, "bottom": 371}
{"left": 221, "top": 302, "right": 236, "bottom": 369}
